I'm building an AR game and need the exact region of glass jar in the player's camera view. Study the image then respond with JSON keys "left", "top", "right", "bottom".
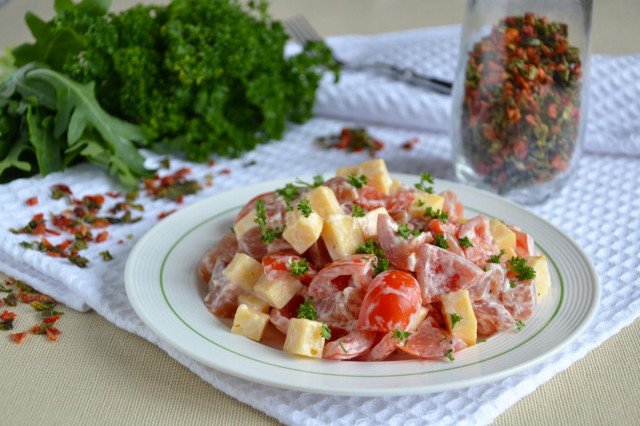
{"left": 451, "top": 0, "right": 593, "bottom": 204}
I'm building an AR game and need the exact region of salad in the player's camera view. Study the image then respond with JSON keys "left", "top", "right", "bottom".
{"left": 198, "top": 159, "right": 550, "bottom": 361}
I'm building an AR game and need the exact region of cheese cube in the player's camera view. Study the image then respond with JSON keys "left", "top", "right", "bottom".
{"left": 407, "top": 306, "right": 429, "bottom": 332}
{"left": 282, "top": 209, "right": 323, "bottom": 254}
{"left": 304, "top": 186, "right": 344, "bottom": 219}
{"left": 231, "top": 304, "right": 270, "bottom": 342}
{"left": 321, "top": 214, "right": 364, "bottom": 260}
{"left": 527, "top": 255, "right": 551, "bottom": 300}
{"left": 233, "top": 209, "right": 258, "bottom": 239}
{"left": 283, "top": 318, "right": 325, "bottom": 358}
{"left": 489, "top": 218, "right": 517, "bottom": 260}
{"left": 336, "top": 159, "right": 393, "bottom": 194}
{"left": 253, "top": 274, "right": 302, "bottom": 309}
{"left": 408, "top": 193, "right": 445, "bottom": 218}
{"left": 237, "top": 293, "right": 270, "bottom": 314}
{"left": 335, "top": 165, "right": 359, "bottom": 178}
{"left": 440, "top": 289, "right": 477, "bottom": 346}
{"left": 222, "top": 253, "right": 263, "bottom": 292}
{"left": 357, "top": 207, "right": 389, "bottom": 240}
{"left": 358, "top": 159, "right": 393, "bottom": 194}
{"left": 389, "top": 179, "right": 405, "bottom": 196}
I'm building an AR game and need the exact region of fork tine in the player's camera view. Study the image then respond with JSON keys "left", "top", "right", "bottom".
{"left": 283, "top": 15, "right": 322, "bottom": 45}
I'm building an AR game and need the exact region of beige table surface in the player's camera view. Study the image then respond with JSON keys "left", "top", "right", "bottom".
{"left": 1, "top": 1, "right": 639, "bottom": 425}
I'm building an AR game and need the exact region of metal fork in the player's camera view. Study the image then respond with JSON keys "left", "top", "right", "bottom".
{"left": 283, "top": 15, "right": 452, "bottom": 95}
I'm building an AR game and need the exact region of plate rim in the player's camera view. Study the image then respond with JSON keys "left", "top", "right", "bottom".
{"left": 125, "top": 174, "right": 600, "bottom": 396}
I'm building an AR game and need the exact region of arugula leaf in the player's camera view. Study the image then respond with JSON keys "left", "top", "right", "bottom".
{"left": 26, "top": 107, "right": 63, "bottom": 175}
{"left": 0, "top": 64, "right": 153, "bottom": 187}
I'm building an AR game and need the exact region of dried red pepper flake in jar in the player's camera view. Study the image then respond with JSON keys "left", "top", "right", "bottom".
{"left": 26, "top": 196, "right": 38, "bottom": 206}
{"left": 460, "top": 12, "right": 582, "bottom": 194}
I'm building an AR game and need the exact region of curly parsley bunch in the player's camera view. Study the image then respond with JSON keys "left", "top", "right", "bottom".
{"left": 14, "top": 0, "right": 339, "bottom": 164}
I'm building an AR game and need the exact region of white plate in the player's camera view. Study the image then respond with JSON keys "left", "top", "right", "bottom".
{"left": 125, "top": 174, "right": 599, "bottom": 396}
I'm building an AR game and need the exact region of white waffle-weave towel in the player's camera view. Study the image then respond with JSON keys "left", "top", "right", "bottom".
{"left": 0, "top": 25, "right": 639, "bottom": 425}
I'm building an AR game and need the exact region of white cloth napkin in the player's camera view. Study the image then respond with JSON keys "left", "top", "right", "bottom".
{"left": 1, "top": 25, "right": 639, "bottom": 425}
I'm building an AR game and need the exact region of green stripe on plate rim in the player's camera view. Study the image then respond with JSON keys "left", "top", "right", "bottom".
{"left": 159, "top": 205, "right": 564, "bottom": 378}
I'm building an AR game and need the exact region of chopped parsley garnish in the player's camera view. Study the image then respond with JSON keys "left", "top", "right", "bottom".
{"left": 347, "top": 173, "right": 367, "bottom": 188}
{"left": 414, "top": 172, "right": 435, "bottom": 193}
{"left": 297, "top": 199, "right": 313, "bottom": 218}
{"left": 289, "top": 259, "right": 310, "bottom": 278}
{"left": 516, "top": 321, "right": 526, "bottom": 332}
{"left": 297, "top": 299, "right": 317, "bottom": 320}
{"left": 351, "top": 204, "right": 368, "bottom": 218}
{"left": 509, "top": 281, "right": 516, "bottom": 288}
{"left": 355, "top": 240, "right": 389, "bottom": 277}
{"left": 444, "top": 348, "right": 455, "bottom": 362}
{"left": 338, "top": 339, "right": 348, "bottom": 353}
{"left": 423, "top": 206, "right": 448, "bottom": 223}
{"left": 321, "top": 323, "right": 332, "bottom": 339}
{"left": 487, "top": 249, "right": 507, "bottom": 263}
{"left": 276, "top": 175, "right": 325, "bottom": 210}
{"left": 275, "top": 183, "right": 300, "bottom": 206}
{"left": 508, "top": 257, "right": 536, "bottom": 281}
{"left": 416, "top": 199, "right": 425, "bottom": 207}
{"left": 480, "top": 338, "right": 487, "bottom": 343}
{"left": 391, "top": 328, "right": 411, "bottom": 346}
{"left": 459, "top": 236, "right": 474, "bottom": 248}
{"left": 450, "top": 313, "right": 462, "bottom": 329}
{"left": 254, "top": 199, "right": 284, "bottom": 244}
{"left": 433, "top": 233, "right": 449, "bottom": 249}
{"left": 397, "top": 223, "right": 421, "bottom": 239}
{"left": 295, "top": 174, "right": 325, "bottom": 189}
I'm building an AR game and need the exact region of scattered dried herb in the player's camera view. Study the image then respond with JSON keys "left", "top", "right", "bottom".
{"left": 99, "top": 251, "right": 113, "bottom": 261}
{"left": 316, "top": 127, "right": 384, "bottom": 156}
{"left": 460, "top": 12, "right": 582, "bottom": 194}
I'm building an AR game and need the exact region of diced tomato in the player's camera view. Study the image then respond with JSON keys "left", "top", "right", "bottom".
{"left": 359, "top": 331, "right": 398, "bottom": 361}
{"left": 32, "top": 213, "right": 44, "bottom": 221}
{"left": 26, "top": 196, "right": 38, "bottom": 206}
{"left": 262, "top": 254, "right": 317, "bottom": 285}
{"left": 357, "top": 270, "right": 422, "bottom": 333}
{"left": 377, "top": 214, "right": 432, "bottom": 272}
{"left": 386, "top": 190, "right": 415, "bottom": 213}
{"left": 415, "top": 244, "right": 485, "bottom": 302}
{"left": 315, "top": 287, "right": 363, "bottom": 332}
{"left": 355, "top": 185, "right": 389, "bottom": 210}
{"left": 473, "top": 299, "right": 516, "bottom": 338}
{"left": 457, "top": 215, "right": 498, "bottom": 265}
